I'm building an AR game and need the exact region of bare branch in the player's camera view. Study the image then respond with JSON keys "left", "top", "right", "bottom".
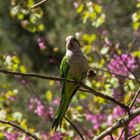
{"left": 0, "top": 120, "right": 39, "bottom": 140}
{"left": 93, "top": 107, "right": 140, "bottom": 140}
{"left": 117, "top": 128, "right": 125, "bottom": 140}
{"left": 129, "top": 87, "right": 140, "bottom": 108}
{"left": 64, "top": 116, "right": 85, "bottom": 140}
{"left": 79, "top": 82, "right": 129, "bottom": 112}
{"left": 124, "top": 123, "right": 129, "bottom": 140}
{"left": 0, "top": 69, "right": 129, "bottom": 112}
{"left": 0, "top": 69, "right": 74, "bottom": 83}
{"left": 30, "top": 0, "right": 49, "bottom": 9}
{"left": 128, "top": 131, "right": 140, "bottom": 140}
{"left": 94, "top": 67, "right": 139, "bottom": 82}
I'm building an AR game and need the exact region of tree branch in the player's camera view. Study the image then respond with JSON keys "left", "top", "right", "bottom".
{"left": 30, "top": 0, "right": 49, "bottom": 9}
{"left": 79, "top": 82, "right": 129, "bottom": 112}
{"left": 93, "top": 107, "right": 140, "bottom": 140}
{"left": 129, "top": 87, "right": 140, "bottom": 108}
{"left": 128, "top": 131, "right": 140, "bottom": 140}
{"left": 124, "top": 123, "right": 129, "bottom": 140}
{"left": 0, "top": 69, "right": 129, "bottom": 112}
{"left": 117, "top": 128, "right": 125, "bottom": 140}
{"left": 94, "top": 67, "right": 139, "bottom": 82}
{"left": 64, "top": 116, "right": 85, "bottom": 140}
{"left": 0, "top": 120, "right": 39, "bottom": 140}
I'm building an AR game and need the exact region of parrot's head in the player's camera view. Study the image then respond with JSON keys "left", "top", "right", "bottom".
{"left": 65, "top": 35, "right": 81, "bottom": 52}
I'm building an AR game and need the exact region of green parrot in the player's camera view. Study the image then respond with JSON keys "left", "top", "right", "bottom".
{"left": 52, "top": 35, "right": 92, "bottom": 130}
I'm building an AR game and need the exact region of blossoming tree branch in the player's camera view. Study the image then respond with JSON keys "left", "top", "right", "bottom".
{"left": 0, "top": 0, "right": 140, "bottom": 140}
{"left": 0, "top": 64, "right": 139, "bottom": 140}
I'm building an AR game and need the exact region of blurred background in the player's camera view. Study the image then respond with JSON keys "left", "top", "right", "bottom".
{"left": 0, "top": 0, "right": 140, "bottom": 139}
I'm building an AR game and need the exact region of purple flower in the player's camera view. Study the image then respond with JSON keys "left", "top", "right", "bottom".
{"left": 34, "top": 103, "right": 46, "bottom": 117}
{"left": 129, "top": 115, "right": 140, "bottom": 133}
{"left": 85, "top": 113, "right": 105, "bottom": 130}
{"left": 73, "top": 2, "right": 79, "bottom": 8}
{"left": 28, "top": 98, "right": 47, "bottom": 118}
{"left": 5, "top": 132, "right": 19, "bottom": 140}
{"left": 51, "top": 132, "right": 64, "bottom": 140}
{"left": 108, "top": 53, "right": 138, "bottom": 77}
{"left": 113, "top": 106, "right": 125, "bottom": 118}
{"left": 28, "top": 98, "right": 54, "bottom": 120}
{"left": 37, "top": 37, "right": 46, "bottom": 50}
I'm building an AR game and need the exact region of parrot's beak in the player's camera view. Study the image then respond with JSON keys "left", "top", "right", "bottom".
{"left": 66, "top": 40, "right": 73, "bottom": 49}
{"left": 66, "top": 35, "right": 75, "bottom": 49}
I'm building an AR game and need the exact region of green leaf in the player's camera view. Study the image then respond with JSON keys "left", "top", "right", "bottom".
{"left": 10, "top": 5, "right": 20, "bottom": 17}
{"left": 27, "top": 0, "right": 34, "bottom": 7}
{"left": 83, "top": 34, "right": 96, "bottom": 44}
{"left": 94, "top": 4, "right": 102, "bottom": 14}
{"left": 20, "top": 65, "right": 27, "bottom": 73}
{"left": 110, "top": 77, "right": 119, "bottom": 88}
{"left": 132, "top": 50, "right": 140, "bottom": 58}
{"left": 45, "top": 90, "right": 53, "bottom": 101}
{"left": 136, "top": 2, "right": 140, "bottom": 8}
{"left": 100, "top": 47, "right": 109, "bottom": 55}
{"left": 77, "top": 4, "right": 84, "bottom": 13}
{"left": 0, "top": 110, "right": 7, "bottom": 120}
{"left": 133, "top": 22, "right": 140, "bottom": 30}
{"left": 12, "top": 112, "right": 23, "bottom": 122}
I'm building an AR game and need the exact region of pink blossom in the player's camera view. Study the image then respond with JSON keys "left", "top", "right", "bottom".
{"left": 51, "top": 132, "right": 64, "bottom": 140}
{"left": 34, "top": 103, "right": 46, "bottom": 117}
{"left": 24, "top": 136, "right": 30, "bottom": 140}
{"left": 108, "top": 54, "right": 138, "bottom": 77}
{"left": 53, "top": 98, "right": 60, "bottom": 105}
{"left": 37, "top": 37, "right": 46, "bottom": 50}
{"left": 129, "top": 115, "right": 140, "bottom": 133}
{"left": 85, "top": 113, "right": 105, "bottom": 130}
{"left": 73, "top": 2, "right": 79, "bottom": 8}
{"left": 107, "top": 115, "right": 113, "bottom": 126}
{"left": 113, "top": 106, "right": 125, "bottom": 118}
{"left": 28, "top": 98, "right": 54, "bottom": 119}
{"left": 5, "top": 132, "right": 19, "bottom": 140}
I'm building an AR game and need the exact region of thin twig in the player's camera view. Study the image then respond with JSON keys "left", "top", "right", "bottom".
{"left": 30, "top": 0, "right": 49, "bottom": 9}
{"left": 64, "top": 116, "right": 85, "bottom": 140}
{"left": 93, "top": 107, "right": 140, "bottom": 140}
{"left": 129, "top": 87, "right": 140, "bottom": 108}
{"left": 0, "top": 120, "right": 39, "bottom": 140}
{"left": 0, "top": 69, "right": 74, "bottom": 83}
{"left": 94, "top": 67, "right": 139, "bottom": 82}
{"left": 109, "top": 133, "right": 114, "bottom": 140}
{"left": 124, "top": 123, "right": 129, "bottom": 140}
{"left": 117, "top": 128, "right": 125, "bottom": 140}
{"left": 79, "top": 82, "right": 130, "bottom": 112}
{"left": 128, "top": 131, "right": 140, "bottom": 140}
{"left": 0, "top": 69, "right": 129, "bottom": 112}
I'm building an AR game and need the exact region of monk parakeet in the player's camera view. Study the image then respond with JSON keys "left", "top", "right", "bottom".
{"left": 52, "top": 35, "right": 94, "bottom": 130}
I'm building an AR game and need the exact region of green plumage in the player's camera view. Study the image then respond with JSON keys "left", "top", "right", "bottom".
{"left": 52, "top": 35, "right": 89, "bottom": 131}
{"left": 52, "top": 56, "right": 80, "bottom": 130}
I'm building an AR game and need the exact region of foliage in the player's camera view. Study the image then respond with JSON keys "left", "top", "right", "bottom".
{"left": 0, "top": 0, "right": 140, "bottom": 140}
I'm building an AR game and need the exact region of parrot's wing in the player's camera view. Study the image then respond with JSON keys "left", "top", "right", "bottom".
{"left": 52, "top": 56, "right": 70, "bottom": 130}
{"left": 60, "top": 55, "right": 69, "bottom": 79}
{"left": 60, "top": 56, "right": 70, "bottom": 94}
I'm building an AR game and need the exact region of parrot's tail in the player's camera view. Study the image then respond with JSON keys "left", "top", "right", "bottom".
{"left": 52, "top": 86, "right": 79, "bottom": 131}
{"left": 52, "top": 96, "right": 71, "bottom": 131}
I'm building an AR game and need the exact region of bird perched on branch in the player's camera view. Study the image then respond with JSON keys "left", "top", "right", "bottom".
{"left": 52, "top": 35, "right": 96, "bottom": 130}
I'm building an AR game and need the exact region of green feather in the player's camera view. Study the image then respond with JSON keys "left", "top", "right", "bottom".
{"left": 52, "top": 56, "right": 79, "bottom": 130}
